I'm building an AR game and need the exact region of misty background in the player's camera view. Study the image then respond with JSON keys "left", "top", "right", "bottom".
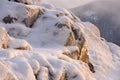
{"left": 71, "top": 0, "right": 120, "bottom": 46}
{"left": 41, "top": 0, "right": 95, "bottom": 9}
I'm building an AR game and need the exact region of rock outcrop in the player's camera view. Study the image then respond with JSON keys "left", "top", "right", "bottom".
{"left": 0, "top": 27, "right": 9, "bottom": 49}
{"left": 0, "top": 1, "right": 93, "bottom": 79}
{"left": 23, "top": 5, "right": 45, "bottom": 28}
{"left": 1, "top": 1, "right": 44, "bottom": 28}
{"left": 0, "top": 1, "right": 119, "bottom": 80}
{"left": 3, "top": 15, "right": 17, "bottom": 24}
{"left": 0, "top": 27, "right": 31, "bottom": 50}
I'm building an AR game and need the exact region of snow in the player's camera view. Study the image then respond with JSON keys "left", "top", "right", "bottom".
{"left": 25, "top": 10, "right": 71, "bottom": 47}
{"left": 7, "top": 57, "right": 36, "bottom": 80}
{"left": 0, "top": 1, "right": 27, "bottom": 22}
{"left": 37, "top": 66, "right": 48, "bottom": 80}
{"left": 0, "top": 0, "right": 120, "bottom": 80}
{"left": 0, "top": 48, "right": 94, "bottom": 80}
{"left": 107, "top": 42, "right": 120, "bottom": 57}
{"left": 8, "top": 37, "right": 32, "bottom": 50}
{"left": 0, "top": 23, "right": 31, "bottom": 38}
{"left": 82, "top": 22, "right": 120, "bottom": 80}
{"left": 29, "top": 59, "right": 40, "bottom": 74}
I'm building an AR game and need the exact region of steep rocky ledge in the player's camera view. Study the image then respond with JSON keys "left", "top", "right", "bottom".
{"left": 0, "top": 0, "right": 119, "bottom": 80}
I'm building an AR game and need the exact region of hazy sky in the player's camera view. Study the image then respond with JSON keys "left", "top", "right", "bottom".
{"left": 42, "top": 0, "right": 96, "bottom": 9}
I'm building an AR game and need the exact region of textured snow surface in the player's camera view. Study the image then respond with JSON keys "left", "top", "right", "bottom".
{"left": 82, "top": 22, "right": 120, "bottom": 80}
{"left": 0, "top": 0, "right": 120, "bottom": 80}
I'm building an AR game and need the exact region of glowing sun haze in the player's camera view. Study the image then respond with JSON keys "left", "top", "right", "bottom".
{"left": 41, "top": 0, "right": 96, "bottom": 9}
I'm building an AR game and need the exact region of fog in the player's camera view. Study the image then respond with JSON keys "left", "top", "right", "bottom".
{"left": 41, "top": 0, "right": 95, "bottom": 9}
{"left": 71, "top": 0, "right": 120, "bottom": 46}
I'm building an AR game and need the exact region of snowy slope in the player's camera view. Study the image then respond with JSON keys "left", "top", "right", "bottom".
{"left": 0, "top": 0, "right": 120, "bottom": 80}
{"left": 71, "top": 0, "right": 120, "bottom": 46}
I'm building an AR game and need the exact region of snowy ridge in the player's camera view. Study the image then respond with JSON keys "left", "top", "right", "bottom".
{"left": 71, "top": 0, "right": 120, "bottom": 46}
{"left": 0, "top": 0, "right": 120, "bottom": 80}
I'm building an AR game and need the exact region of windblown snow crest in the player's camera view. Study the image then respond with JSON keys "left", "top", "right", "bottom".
{"left": 0, "top": 0, "right": 120, "bottom": 80}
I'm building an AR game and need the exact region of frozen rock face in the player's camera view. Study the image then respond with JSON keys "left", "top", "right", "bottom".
{"left": 23, "top": 5, "right": 45, "bottom": 27}
{"left": 25, "top": 6, "right": 89, "bottom": 64}
{"left": 0, "top": 27, "right": 9, "bottom": 49}
{"left": 25, "top": 7, "right": 90, "bottom": 65}
{"left": 0, "top": 1, "right": 119, "bottom": 80}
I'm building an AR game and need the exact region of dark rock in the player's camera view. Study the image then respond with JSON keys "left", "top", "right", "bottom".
{"left": 71, "top": 27, "right": 79, "bottom": 40}
{"left": 55, "top": 22, "right": 70, "bottom": 29}
{"left": 87, "top": 62, "right": 95, "bottom": 73}
{"left": 56, "top": 12, "right": 68, "bottom": 17}
{"left": 2, "top": 15, "right": 17, "bottom": 24}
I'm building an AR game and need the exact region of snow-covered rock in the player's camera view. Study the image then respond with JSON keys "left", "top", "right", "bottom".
{"left": 0, "top": 1, "right": 43, "bottom": 28}
{"left": 0, "top": 61, "right": 18, "bottom": 80}
{"left": 0, "top": 0, "right": 119, "bottom": 80}
{"left": 8, "top": 37, "right": 32, "bottom": 50}
{"left": 0, "top": 27, "right": 9, "bottom": 49}
{"left": 0, "top": 1, "right": 27, "bottom": 23}
{"left": 37, "top": 66, "right": 48, "bottom": 80}
{"left": 0, "top": 23, "right": 31, "bottom": 38}
{"left": 23, "top": 5, "right": 45, "bottom": 27}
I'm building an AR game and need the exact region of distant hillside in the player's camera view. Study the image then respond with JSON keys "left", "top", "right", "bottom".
{"left": 41, "top": 0, "right": 95, "bottom": 9}
{"left": 71, "top": 0, "right": 120, "bottom": 46}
